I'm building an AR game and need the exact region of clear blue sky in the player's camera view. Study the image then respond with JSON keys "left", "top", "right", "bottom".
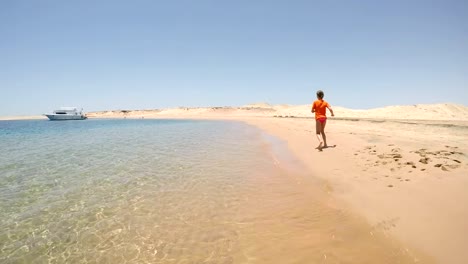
{"left": 1, "top": 0, "right": 467, "bottom": 115}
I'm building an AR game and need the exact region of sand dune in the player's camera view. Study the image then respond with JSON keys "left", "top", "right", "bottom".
{"left": 274, "top": 103, "right": 468, "bottom": 120}
{"left": 83, "top": 103, "right": 468, "bottom": 121}
{"left": 333, "top": 103, "right": 468, "bottom": 120}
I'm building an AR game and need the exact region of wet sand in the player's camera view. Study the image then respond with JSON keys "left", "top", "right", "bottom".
{"left": 233, "top": 152, "right": 433, "bottom": 263}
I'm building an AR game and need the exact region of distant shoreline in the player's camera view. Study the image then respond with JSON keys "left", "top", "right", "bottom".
{"left": 0, "top": 115, "right": 46, "bottom": 121}
{"left": 2, "top": 103, "right": 467, "bottom": 122}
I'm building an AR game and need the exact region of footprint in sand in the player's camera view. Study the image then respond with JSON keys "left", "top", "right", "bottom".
{"left": 419, "top": 157, "right": 430, "bottom": 164}
{"left": 413, "top": 147, "right": 465, "bottom": 171}
{"left": 373, "top": 218, "right": 399, "bottom": 232}
{"left": 404, "top": 162, "right": 417, "bottom": 168}
{"left": 445, "top": 145, "right": 460, "bottom": 151}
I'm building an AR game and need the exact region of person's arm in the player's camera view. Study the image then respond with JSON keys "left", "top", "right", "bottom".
{"left": 311, "top": 103, "right": 315, "bottom": 113}
{"left": 327, "top": 105, "right": 334, "bottom": 117}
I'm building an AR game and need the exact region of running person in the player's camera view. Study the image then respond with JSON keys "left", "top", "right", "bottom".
{"left": 311, "top": 90, "right": 334, "bottom": 150}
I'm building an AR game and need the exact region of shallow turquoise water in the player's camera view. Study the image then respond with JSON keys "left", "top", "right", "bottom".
{"left": 0, "top": 119, "right": 418, "bottom": 264}
{"left": 0, "top": 119, "right": 282, "bottom": 263}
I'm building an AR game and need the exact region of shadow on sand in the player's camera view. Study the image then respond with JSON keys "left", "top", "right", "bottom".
{"left": 316, "top": 144, "right": 337, "bottom": 152}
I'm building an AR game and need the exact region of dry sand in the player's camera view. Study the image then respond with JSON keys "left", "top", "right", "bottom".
{"left": 3, "top": 103, "right": 468, "bottom": 263}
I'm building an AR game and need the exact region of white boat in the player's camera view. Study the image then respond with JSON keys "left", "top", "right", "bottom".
{"left": 44, "top": 107, "right": 87, "bottom": 120}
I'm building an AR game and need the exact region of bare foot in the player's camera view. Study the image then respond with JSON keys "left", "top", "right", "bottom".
{"left": 316, "top": 142, "right": 323, "bottom": 151}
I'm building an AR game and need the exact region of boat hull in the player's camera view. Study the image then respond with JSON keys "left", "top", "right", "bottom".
{"left": 45, "top": 115, "right": 87, "bottom": 121}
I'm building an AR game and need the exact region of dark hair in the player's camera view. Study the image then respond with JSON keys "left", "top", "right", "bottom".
{"left": 316, "top": 90, "right": 324, "bottom": 99}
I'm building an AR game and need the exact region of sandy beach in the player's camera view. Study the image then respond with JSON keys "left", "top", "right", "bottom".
{"left": 245, "top": 116, "right": 468, "bottom": 264}
{"left": 85, "top": 103, "right": 467, "bottom": 263}
{"left": 3, "top": 103, "right": 467, "bottom": 263}
{"left": 253, "top": 111, "right": 467, "bottom": 264}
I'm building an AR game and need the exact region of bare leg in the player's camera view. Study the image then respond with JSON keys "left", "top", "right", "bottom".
{"left": 321, "top": 120, "right": 327, "bottom": 147}
{"left": 315, "top": 120, "right": 323, "bottom": 150}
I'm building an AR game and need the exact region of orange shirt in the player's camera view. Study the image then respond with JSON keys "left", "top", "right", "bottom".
{"left": 312, "top": 99, "right": 329, "bottom": 120}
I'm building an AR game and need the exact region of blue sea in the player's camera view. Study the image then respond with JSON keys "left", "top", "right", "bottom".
{"left": 0, "top": 119, "right": 416, "bottom": 263}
